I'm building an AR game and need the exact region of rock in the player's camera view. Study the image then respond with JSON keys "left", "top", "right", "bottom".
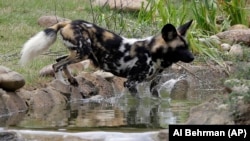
{"left": 39, "top": 64, "right": 125, "bottom": 97}
{"left": 93, "top": 70, "right": 114, "bottom": 81}
{"left": 228, "top": 44, "right": 243, "bottom": 58}
{"left": 17, "top": 86, "right": 67, "bottom": 111}
{"left": 216, "top": 29, "right": 250, "bottom": 45}
{"left": 0, "top": 111, "right": 26, "bottom": 127}
{"left": 0, "top": 131, "right": 23, "bottom": 141}
{"left": 37, "top": 15, "right": 70, "bottom": 28}
{"left": 185, "top": 96, "right": 234, "bottom": 124}
{"left": 110, "top": 76, "right": 126, "bottom": 93}
{"left": 79, "top": 72, "right": 115, "bottom": 97}
{"left": 170, "top": 79, "right": 189, "bottom": 100}
{"left": 0, "top": 89, "right": 27, "bottom": 118}
{"left": 50, "top": 77, "right": 98, "bottom": 100}
{"left": 93, "top": 0, "right": 149, "bottom": 11}
{"left": 0, "top": 66, "right": 25, "bottom": 91}
{"left": 3, "top": 130, "right": 168, "bottom": 141}
{"left": 157, "top": 78, "right": 189, "bottom": 100}
{"left": 228, "top": 24, "right": 248, "bottom": 30}
{"left": 233, "top": 97, "right": 250, "bottom": 124}
{"left": 157, "top": 130, "right": 168, "bottom": 141}
{"left": 220, "top": 43, "right": 231, "bottom": 51}
{"left": 0, "top": 91, "right": 8, "bottom": 116}
{"left": 39, "top": 60, "right": 96, "bottom": 77}
{"left": 39, "top": 64, "right": 54, "bottom": 77}
{"left": 209, "top": 35, "right": 222, "bottom": 45}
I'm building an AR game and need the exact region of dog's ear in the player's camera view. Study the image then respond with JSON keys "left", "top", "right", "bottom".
{"left": 161, "top": 24, "right": 178, "bottom": 41}
{"left": 177, "top": 20, "right": 193, "bottom": 36}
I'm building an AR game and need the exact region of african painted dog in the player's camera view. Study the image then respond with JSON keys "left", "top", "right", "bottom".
{"left": 20, "top": 19, "right": 194, "bottom": 97}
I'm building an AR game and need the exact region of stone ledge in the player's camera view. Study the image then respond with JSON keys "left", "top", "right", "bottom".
{"left": 1, "top": 129, "right": 168, "bottom": 141}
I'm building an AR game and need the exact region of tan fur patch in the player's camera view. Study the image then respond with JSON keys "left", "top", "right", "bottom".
{"left": 82, "top": 31, "right": 89, "bottom": 39}
{"left": 130, "top": 42, "right": 143, "bottom": 57}
{"left": 61, "top": 24, "right": 75, "bottom": 41}
{"left": 102, "top": 31, "right": 115, "bottom": 41}
{"left": 130, "top": 45, "right": 137, "bottom": 57}
{"left": 88, "top": 27, "right": 97, "bottom": 34}
{"left": 150, "top": 35, "right": 167, "bottom": 53}
{"left": 50, "top": 21, "right": 71, "bottom": 31}
{"left": 168, "top": 37, "right": 185, "bottom": 50}
{"left": 68, "top": 50, "right": 77, "bottom": 59}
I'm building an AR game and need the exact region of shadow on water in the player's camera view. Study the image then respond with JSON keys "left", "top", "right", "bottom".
{"left": 0, "top": 87, "right": 198, "bottom": 132}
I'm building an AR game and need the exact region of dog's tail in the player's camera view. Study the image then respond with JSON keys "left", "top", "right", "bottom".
{"left": 20, "top": 21, "right": 71, "bottom": 65}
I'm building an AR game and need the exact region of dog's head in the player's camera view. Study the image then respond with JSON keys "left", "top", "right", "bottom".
{"left": 161, "top": 20, "right": 194, "bottom": 64}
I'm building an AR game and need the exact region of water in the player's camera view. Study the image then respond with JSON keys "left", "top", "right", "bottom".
{"left": 0, "top": 72, "right": 222, "bottom": 132}
{"left": 0, "top": 89, "right": 197, "bottom": 132}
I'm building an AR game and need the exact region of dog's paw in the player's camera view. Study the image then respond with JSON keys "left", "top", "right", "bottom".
{"left": 128, "top": 87, "right": 141, "bottom": 99}
{"left": 151, "top": 89, "right": 160, "bottom": 98}
{"left": 68, "top": 77, "right": 79, "bottom": 87}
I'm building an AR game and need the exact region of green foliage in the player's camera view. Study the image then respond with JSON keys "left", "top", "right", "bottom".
{"left": 191, "top": 0, "right": 220, "bottom": 34}
{"left": 218, "top": 0, "right": 248, "bottom": 26}
{"left": 225, "top": 61, "right": 250, "bottom": 103}
{"left": 88, "top": 4, "right": 127, "bottom": 35}
{"left": 138, "top": 0, "right": 188, "bottom": 26}
{"left": 225, "top": 78, "right": 250, "bottom": 103}
{"left": 192, "top": 0, "right": 249, "bottom": 34}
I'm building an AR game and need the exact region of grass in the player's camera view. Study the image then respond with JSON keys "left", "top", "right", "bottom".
{"left": 0, "top": 0, "right": 93, "bottom": 86}
{"left": 0, "top": 0, "right": 250, "bottom": 93}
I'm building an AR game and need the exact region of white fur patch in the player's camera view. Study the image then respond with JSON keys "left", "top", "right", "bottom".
{"left": 20, "top": 31, "right": 56, "bottom": 65}
{"left": 84, "top": 23, "right": 93, "bottom": 27}
{"left": 119, "top": 36, "right": 153, "bottom": 52}
{"left": 118, "top": 57, "right": 138, "bottom": 71}
{"left": 62, "top": 39, "right": 77, "bottom": 48}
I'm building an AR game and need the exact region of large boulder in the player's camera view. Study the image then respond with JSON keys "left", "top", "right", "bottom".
{"left": 17, "top": 87, "right": 67, "bottom": 110}
{"left": 216, "top": 29, "right": 250, "bottom": 45}
{"left": 93, "top": 0, "right": 149, "bottom": 11}
{"left": 0, "top": 66, "right": 25, "bottom": 91}
{"left": 37, "top": 15, "right": 70, "bottom": 28}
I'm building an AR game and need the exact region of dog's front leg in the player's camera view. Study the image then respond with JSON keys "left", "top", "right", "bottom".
{"left": 53, "top": 53, "right": 78, "bottom": 86}
{"left": 62, "top": 65, "right": 79, "bottom": 87}
{"left": 124, "top": 80, "right": 139, "bottom": 98}
{"left": 150, "top": 75, "right": 161, "bottom": 98}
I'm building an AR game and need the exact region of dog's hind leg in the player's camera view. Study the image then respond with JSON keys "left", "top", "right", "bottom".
{"left": 54, "top": 30, "right": 93, "bottom": 86}
{"left": 53, "top": 50, "right": 81, "bottom": 86}
{"left": 55, "top": 54, "right": 68, "bottom": 62}
{"left": 53, "top": 55, "right": 70, "bottom": 84}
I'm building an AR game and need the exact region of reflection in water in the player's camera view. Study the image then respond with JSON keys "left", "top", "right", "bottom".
{"left": 0, "top": 69, "right": 222, "bottom": 131}
{"left": 0, "top": 92, "right": 193, "bottom": 131}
